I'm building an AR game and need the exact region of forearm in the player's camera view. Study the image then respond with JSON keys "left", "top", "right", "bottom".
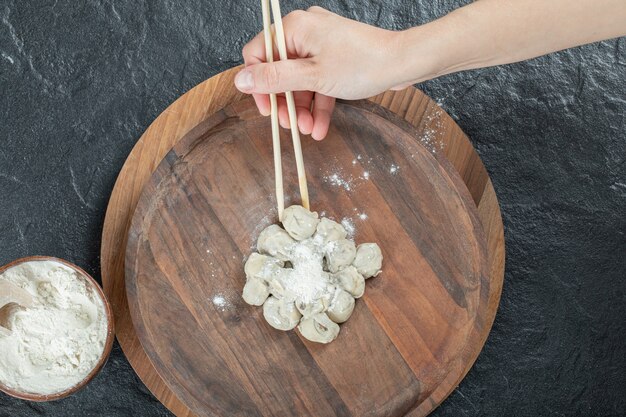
{"left": 397, "top": 0, "right": 626, "bottom": 83}
{"left": 237, "top": 3, "right": 625, "bottom": 139}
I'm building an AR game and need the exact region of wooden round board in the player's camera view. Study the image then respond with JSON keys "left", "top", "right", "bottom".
{"left": 126, "top": 97, "right": 489, "bottom": 417}
{"left": 101, "top": 66, "right": 505, "bottom": 417}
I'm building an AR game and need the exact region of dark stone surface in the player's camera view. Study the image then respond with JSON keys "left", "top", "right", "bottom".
{"left": 0, "top": 0, "right": 624, "bottom": 416}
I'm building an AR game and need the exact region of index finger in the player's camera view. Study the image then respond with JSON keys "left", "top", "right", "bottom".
{"left": 243, "top": 30, "right": 270, "bottom": 65}
{"left": 242, "top": 30, "right": 276, "bottom": 116}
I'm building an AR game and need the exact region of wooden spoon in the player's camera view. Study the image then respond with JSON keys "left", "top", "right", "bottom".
{"left": 0, "top": 280, "right": 34, "bottom": 336}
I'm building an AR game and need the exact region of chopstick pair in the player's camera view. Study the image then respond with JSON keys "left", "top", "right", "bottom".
{"left": 260, "top": 0, "right": 309, "bottom": 220}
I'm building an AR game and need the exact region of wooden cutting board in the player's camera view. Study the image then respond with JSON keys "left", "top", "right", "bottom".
{"left": 101, "top": 66, "right": 505, "bottom": 417}
{"left": 124, "top": 97, "right": 491, "bottom": 417}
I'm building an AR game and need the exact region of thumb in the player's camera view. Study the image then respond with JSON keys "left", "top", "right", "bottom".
{"left": 235, "top": 60, "right": 317, "bottom": 94}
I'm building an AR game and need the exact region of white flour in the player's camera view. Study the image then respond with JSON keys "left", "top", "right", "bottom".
{"left": 212, "top": 294, "right": 227, "bottom": 308}
{"left": 324, "top": 172, "right": 355, "bottom": 191}
{"left": 0, "top": 260, "right": 107, "bottom": 395}
{"left": 341, "top": 218, "right": 356, "bottom": 238}
{"left": 212, "top": 293, "right": 234, "bottom": 312}
{"left": 282, "top": 239, "right": 330, "bottom": 304}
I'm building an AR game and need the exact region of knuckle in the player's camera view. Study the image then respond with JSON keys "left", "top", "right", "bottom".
{"left": 301, "top": 60, "right": 320, "bottom": 90}
{"left": 242, "top": 42, "right": 252, "bottom": 58}
{"left": 264, "top": 65, "right": 281, "bottom": 89}
{"left": 286, "top": 10, "right": 305, "bottom": 23}
{"left": 242, "top": 31, "right": 266, "bottom": 62}
{"left": 307, "top": 6, "right": 323, "bottom": 13}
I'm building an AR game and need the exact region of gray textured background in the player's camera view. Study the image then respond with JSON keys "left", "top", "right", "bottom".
{"left": 1, "top": 0, "right": 625, "bottom": 416}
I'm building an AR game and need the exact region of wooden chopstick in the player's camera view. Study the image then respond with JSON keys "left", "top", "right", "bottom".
{"left": 261, "top": 0, "right": 284, "bottom": 220}
{"left": 268, "top": 0, "right": 310, "bottom": 210}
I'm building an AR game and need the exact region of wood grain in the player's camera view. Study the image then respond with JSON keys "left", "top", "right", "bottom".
{"left": 125, "top": 98, "right": 489, "bottom": 417}
{"left": 100, "top": 66, "right": 505, "bottom": 417}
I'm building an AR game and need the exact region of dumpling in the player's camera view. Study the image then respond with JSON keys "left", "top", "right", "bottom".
{"left": 263, "top": 296, "right": 302, "bottom": 330}
{"left": 288, "top": 239, "right": 324, "bottom": 269}
{"left": 314, "top": 217, "right": 347, "bottom": 245}
{"left": 244, "top": 252, "right": 284, "bottom": 283}
{"left": 298, "top": 313, "right": 340, "bottom": 343}
{"left": 295, "top": 283, "right": 334, "bottom": 317}
{"left": 244, "top": 208, "right": 383, "bottom": 344}
{"left": 295, "top": 297, "right": 327, "bottom": 317}
{"left": 326, "top": 289, "right": 355, "bottom": 323}
{"left": 326, "top": 239, "right": 356, "bottom": 273}
{"left": 242, "top": 278, "right": 270, "bottom": 306}
{"left": 352, "top": 243, "right": 383, "bottom": 278}
{"left": 257, "top": 224, "right": 295, "bottom": 261}
{"left": 332, "top": 266, "right": 365, "bottom": 298}
{"left": 282, "top": 205, "right": 320, "bottom": 241}
{"left": 266, "top": 269, "right": 296, "bottom": 302}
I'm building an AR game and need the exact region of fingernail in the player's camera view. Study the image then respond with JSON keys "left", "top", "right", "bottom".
{"left": 235, "top": 70, "right": 254, "bottom": 91}
{"left": 312, "top": 131, "right": 325, "bottom": 141}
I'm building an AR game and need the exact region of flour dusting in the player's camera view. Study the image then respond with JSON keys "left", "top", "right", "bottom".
{"left": 283, "top": 241, "right": 330, "bottom": 304}
{"left": 322, "top": 155, "right": 373, "bottom": 194}
{"left": 419, "top": 106, "right": 446, "bottom": 153}
{"left": 212, "top": 294, "right": 230, "bottom": 311}
{"left": 324, "top": 172, "right": 354, "bottom": 191}
{"left": 341, "top": 218, "right": 356, "bottom": 238}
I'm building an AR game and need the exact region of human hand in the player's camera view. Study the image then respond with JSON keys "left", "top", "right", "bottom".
{"left": 234, "top": 7, "right": 415, "bottom": 140}
{"left": 236, "top": 2, "right": 626, "bottom": 140}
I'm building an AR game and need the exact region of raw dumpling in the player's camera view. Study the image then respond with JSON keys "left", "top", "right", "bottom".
{"left": 332, "top": 266, "right": 365, "bottom": 298}
{"left": 266, "top": 268, "right": 328, "bottom": 303}
{"left": 352, "top": 243, "right": 383, "bottom": 278}
{"left": 295, "top": 283, "right": 334, "bottom": 317}
{"left": 297, "top": 313, "right": 340, "bottom": 343}
{"left": 244, "top": 252, "right": 284, "bottom": 283}
{"left": 314, "top": 218, "right": 347, "bottom": 245}
{"left": 295, "top": 297, "right": 327, "bottom": 317}
{"left": 326, "top": 239, "right": 356, "bottom": 273}
{"left": 326, "top": 289, "right": 355, "bottom": 323}
{"left": 267, "top": 273, "right": 288, "bottom": 300}
{"left": 242, "top": 278, "right": 270, "bottom": 306}
{"left": 263, "top": 296, "right": 302, "bottom": 330}
{"left": 282, "top": 205, "right": 320, "bottom": 241}
{"left": 257, "top": 224, "right": 295, "bottom": 261}
{"left": 244, "top": 206, "right": 383, "bottom": 344}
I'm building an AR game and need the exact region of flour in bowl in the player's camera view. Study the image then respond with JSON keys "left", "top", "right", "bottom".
{"left": 0, "top": 260, "right": 108, "bottom": 395}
